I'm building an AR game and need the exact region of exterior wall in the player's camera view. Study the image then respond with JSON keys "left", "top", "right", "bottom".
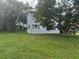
{"left": 27, "top": 11, "right": 60, "bottom": 34}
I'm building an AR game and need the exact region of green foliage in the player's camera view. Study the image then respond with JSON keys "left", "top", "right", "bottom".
{"left": 0, "top": 0, "right": 30, "bottom": 32}
{"left": 36, "top": 0, "right": 79, "bottom": 34}
{"left": 35, "top": 0, "right": 56, "bottom": 30}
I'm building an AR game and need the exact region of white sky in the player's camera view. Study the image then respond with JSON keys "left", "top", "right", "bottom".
{"left": 17, "top": 0, "right": 38, "bottom": 8}
{"left": 17, "top": 0, "right": 72, "bottom": 8}
{"left": 17, "top": 0, "right": 61, "bottom": 7}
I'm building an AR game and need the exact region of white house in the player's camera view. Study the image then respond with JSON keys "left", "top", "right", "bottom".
{"left": 27, "top": 10, "right": 60, "bottom": 34}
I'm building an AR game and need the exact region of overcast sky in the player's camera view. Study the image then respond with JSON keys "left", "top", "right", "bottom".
{"left": 17, "top": 0, "right": 63, "bottom": 8}
{"left": 17, "top": 0, "right": 38, "bottom": 8}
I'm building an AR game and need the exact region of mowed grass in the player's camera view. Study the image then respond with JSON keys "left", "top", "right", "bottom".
{"left": 0, "top": 32, "right": 79, "bottom": 59}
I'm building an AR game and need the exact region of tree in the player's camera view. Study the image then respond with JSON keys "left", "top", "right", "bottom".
{"left": 36, "top": 0, "right": 79, "bottom": 34}
{"left": 35, "top": 0, "right": 56, "bottom": 30}
{"left": 0, "top": 0, "right": 29, "bottom": 32}
{"left": 73, "top": 0, "right": 79, "bottom": 24}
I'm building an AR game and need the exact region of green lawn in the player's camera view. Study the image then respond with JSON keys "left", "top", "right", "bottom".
{"left": 0, "top": 32, "right": 79, "bottom": 59}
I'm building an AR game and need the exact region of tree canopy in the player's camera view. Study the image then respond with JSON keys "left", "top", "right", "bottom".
{"left": 0, "top": 0, "right": 30, "bottom": 32}
{"left": 35, "top": 0, "right": 79, "bottom": 34}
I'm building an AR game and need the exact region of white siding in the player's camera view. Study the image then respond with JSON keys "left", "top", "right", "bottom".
{"left": 27, "top": 11, "right": 60, "bottom": 34}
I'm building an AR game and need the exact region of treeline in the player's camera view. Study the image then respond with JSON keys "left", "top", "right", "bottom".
{"left": 35, "top": 0, "right": 79, "bottom": 34}
{"left": 0, "top": 0, "right": 30, "bottom": 32}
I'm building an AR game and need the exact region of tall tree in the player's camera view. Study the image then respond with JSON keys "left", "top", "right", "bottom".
{"left": 36, "top": 0, "right": 56, "bottom": 30}
{"left": 36, "top": 0, "right": 79, "bottom": 34}
{"left": 0, "top": 0, "right": 29, "bottom": 31}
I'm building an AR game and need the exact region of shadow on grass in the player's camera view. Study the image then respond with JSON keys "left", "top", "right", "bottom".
{"left": 28, "top": 33, "right": 79, "bottom": 43}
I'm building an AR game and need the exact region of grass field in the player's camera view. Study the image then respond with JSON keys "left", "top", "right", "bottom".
{"left": 0, "top": 32, "right": 79, "bottom": 59}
